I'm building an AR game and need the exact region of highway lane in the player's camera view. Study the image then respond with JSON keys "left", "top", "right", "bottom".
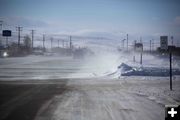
{"left": 35, "top": 79, "right": 165, "bottom": 120}
{"left": 1, "top": 55, "right": 179, "bottom": 120}
{"left": 0, "top": 80, "right": 69, "bottom": 120}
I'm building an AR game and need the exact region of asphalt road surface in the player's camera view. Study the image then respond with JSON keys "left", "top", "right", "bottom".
{"left": 0, "top": 79, "right": 166, "bottom": 120}
{"left": 0, "top": 80, "right": 69, "bottom": 120}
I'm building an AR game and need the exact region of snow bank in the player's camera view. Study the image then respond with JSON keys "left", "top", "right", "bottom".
{"left": 110, "top": 63, "right": 180, "bottom": 77}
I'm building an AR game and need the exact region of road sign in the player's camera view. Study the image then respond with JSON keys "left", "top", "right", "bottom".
{"left": 2, "top": 30, "right": 11, "bottom": 37}
{"left": 160, "top": 36, "right": 168, "bottom": 50}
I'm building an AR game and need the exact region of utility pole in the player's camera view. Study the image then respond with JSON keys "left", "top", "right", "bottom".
{"left": 127, "top": 34, "right": 128, "bottom": 51}
{"left": 169, "top": 51, "right": 172, "bottom": 90}
{"left": 70, "top": 36, "right": 72, "bottom": 49}
{"left": 150, "top": 40, "right": 152, "bottom": 53}
{"left": 152, "top": 39, "right": 154, "bottom": 51}
{"left": 133, "top": 40, "right": 136, "bottom": 62}
{"left": 50, "top": 37, "right": 53, "bottom": 49}
{"left": 134, "top": 40, "right": 137, "bottom": 51}
{"left": 31, "top": 30, "right": 35, "bottom": 49}
{"left": 0, "top": 20, "right": 3, "bottom": 45}
{"left": 0, "top": 20, "right": 2, "bottom": 30}
{"left": 140, "top": 45, "right": 143, "bottom": 65}
{"left": 133, "top": 56, "right": 135, "bottom": 62}
{"left": 58, "top": 40, "right": 60, "bottom": 48}
{"left": 171, "top": 36, "right": 173, "bottom": 46}
{"left": 43, "top": 34, "right": 45, "bottom": 52}
{"left": 62, "top": 40, "right": 64, "bottom": 48}
{"left": 16, "top": 26, "right": 23, "bottom": 48}
{"left": 140, "top": 52, "right": 142, "bottom": 64}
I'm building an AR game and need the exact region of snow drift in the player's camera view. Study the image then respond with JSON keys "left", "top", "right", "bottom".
{"left": 109, "top": 63, "right": 180, "bottom": 77}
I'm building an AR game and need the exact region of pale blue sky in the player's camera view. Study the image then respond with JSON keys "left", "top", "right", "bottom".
{"left": 0, "top": 0, "right": 180, "bottom": 41}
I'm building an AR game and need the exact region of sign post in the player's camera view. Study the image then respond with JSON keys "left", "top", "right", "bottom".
{"left": 169, "top": 52, "right": 172, "bottom": 90}
{"left": 140, "top": 52, "right": 142, "bottom": 65}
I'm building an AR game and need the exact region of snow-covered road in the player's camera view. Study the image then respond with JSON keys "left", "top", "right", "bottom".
{"left": 52, "top": 89, "right": 163, "bottom": 120}
{"left": 0, "top": 54, "right": 180, "bottom": 120}
{"left": 0, "top": 55, "right": 85, "bottom": 80}
{"left": 34, "top": 78, "right": 180, "bottom": 120}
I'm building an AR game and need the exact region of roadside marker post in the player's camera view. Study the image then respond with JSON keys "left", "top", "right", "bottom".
{"left": 169, "top": 52, "right": 172, "bottom": 91}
